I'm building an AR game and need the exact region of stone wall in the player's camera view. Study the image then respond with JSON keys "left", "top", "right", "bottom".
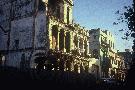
{"left": 0, "top": 0, "right": 49, "bottom": 68}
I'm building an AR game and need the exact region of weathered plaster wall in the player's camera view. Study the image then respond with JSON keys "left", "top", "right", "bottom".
{"left": 7, "top": 12, "right": 48, "bottom": 67}
{"left": 0, "top": 0, "right": 49, "bottom": 68}
{"left": 0, "top": 32, "right": 8, "bottom": 50}
{"left": 0, "top": 1, "right": 11, "bottom": 51}
{"left": 10, "top": 17, "right": 33, "bottom": 50}
{"left": 35, "top": 12, "right": 48, "bottom": 48}
{"left": 89, "top": 30, "right": 100, "bottom": 54}
{"left": 6, "top": 51, "right": 31, "bottom": 67}
{"left": 11, "top": 0, "right": 36, "bottom": 20}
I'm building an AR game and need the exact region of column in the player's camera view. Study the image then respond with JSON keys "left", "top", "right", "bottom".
{"left": 87, "top": 37, "right": 89, "bottom": 55}
{"left": 63, "top": 31, "right": 66, "bottom": 52}
{"left": 71, "top": 32, "right": 74, "bottom": 50}
{"left": 49, "top": 25, "right": 52, "bottom": 49}
{"left": 57, "top": 30, "right": 60, "bottom": 50}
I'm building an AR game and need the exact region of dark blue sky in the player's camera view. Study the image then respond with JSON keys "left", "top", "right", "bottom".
{"left": 73, "top": 0, "right": 133, "bottom": 52}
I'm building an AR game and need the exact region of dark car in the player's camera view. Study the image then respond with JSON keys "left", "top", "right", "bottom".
{"left": 100, "top": 78, "right": 117, "bottom": 85}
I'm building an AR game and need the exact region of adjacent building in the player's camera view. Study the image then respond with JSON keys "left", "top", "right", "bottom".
{"left": 89, "top": 28, "right": 117, "bottom": 78}
{"left": 118, "top": 49, "right": 132, "bottom": 70}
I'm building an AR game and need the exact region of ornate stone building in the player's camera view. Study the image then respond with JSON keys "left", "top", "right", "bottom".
{"left": 0, "top": 0, "right": 99, "bottom": 74}
{"left": 110, "top": 53, "right": 126, "bottom": 82}
{"left": 89, "top": 28, "right": 116, "bottom": 78}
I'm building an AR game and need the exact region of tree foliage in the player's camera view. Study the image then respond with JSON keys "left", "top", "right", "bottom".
{"left": 114, "top": 1, "right": 135, "bottom": 65}
{"left": 114, "top": 1, "right": 135, "bottom": 40}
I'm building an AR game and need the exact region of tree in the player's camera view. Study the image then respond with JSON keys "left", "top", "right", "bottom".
{"left": 114, "top": 0, "right": 135, "bottom": 62}
{"left": 114, "top": 1, "right": 135, "bottom": 88}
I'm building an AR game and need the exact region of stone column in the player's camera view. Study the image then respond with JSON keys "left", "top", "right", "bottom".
{"left": 49, "top": 25, "right": 52, "bottom": 49}
{"left": 77, "top": 36, "right": 79, "bottom": 49}
{"left": 70, "top": 32, "right": 74, "bottom": 50}
{"left": 63, "top": 31, "right": 66, "bottom": 52}
{"left": 87, "top": 37, "right": 89, "bottom": 55}
{"left": 69, "top": 32, "right": 71, "bottom": 52}
{"left": 57, "top": 30, "right": 60, "bottom": 50}
{"left": 82, "top": 38, "right": 84, "bottom": 55}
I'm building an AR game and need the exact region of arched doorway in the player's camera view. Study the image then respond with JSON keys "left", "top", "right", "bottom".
{"left": 34, "top": 57, "right": 45, "bottom": 72}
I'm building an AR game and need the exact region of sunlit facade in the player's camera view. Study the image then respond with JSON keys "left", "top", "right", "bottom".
{"left": 89, "top": 28, "right": 117, "bottom": 78}
{"left": 109, "top": 53, "right": 126, "bottom": 81}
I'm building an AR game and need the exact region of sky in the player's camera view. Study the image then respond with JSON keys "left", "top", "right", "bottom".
{"left": 73, "top": 0, "right": 133, "bottom": 52}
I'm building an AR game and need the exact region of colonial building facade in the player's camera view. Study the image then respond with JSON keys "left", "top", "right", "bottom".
{"left": 0, "top": 0, "right": 127, "bottom": 81}
{"left": 89, "top": 28, "right": 128, "bottom": 81}
{"left": 89, "top": 28, "right": 117, "bottom": 78}
{"left": 0, "top": 0, "right": 100, "bottom": 75}
{"left": 118, "top": 49, "right": 132, "bottom": 70}
{"left": 111, "top": 53, "right": 126, "bottom": 82}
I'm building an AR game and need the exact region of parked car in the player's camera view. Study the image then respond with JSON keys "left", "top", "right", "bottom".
{"left": 100, "top": 78, "right": 117, "bottom": 85}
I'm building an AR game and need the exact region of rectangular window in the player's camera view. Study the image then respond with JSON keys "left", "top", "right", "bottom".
{"left": 67, "top": 7, "right": 70, "bottom": 24}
